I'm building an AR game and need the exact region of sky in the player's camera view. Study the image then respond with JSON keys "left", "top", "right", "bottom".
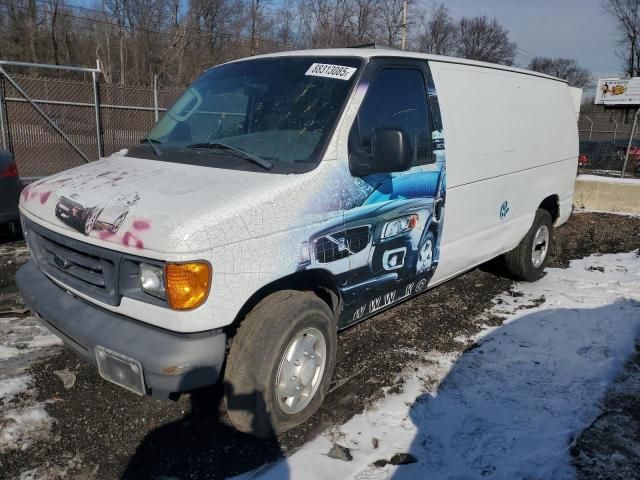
{"left": 439, "top": 0, "right": 620, "bottom": 87}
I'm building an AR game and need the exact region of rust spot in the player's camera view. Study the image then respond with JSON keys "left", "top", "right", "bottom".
{"left": 162, "top": 365, "right": 188, "bottom": 376}
{"left": 46, "top": 177, "right": 73, "bottom": 186}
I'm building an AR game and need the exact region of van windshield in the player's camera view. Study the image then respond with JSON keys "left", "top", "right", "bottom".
{"left": 137, "top": 56, "right": 361, "bottom": 172}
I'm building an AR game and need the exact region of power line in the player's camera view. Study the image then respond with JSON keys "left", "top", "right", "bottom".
{"left": 0, "top": 0, "right": 291, "bottom": 49}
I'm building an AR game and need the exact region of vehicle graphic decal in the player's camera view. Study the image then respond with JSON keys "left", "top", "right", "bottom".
{"left": 55, "top": 191, "right": 140, "bottom": 236}
{"left": 299, "top": 68, "right": 447, "bottom": 328}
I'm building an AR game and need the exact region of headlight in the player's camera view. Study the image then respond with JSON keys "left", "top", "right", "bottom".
{"left": 382, "top": 214, "right": 418, "bottom": 239}
{"left": 139, "top": 263, "right": 165, "bottom": 299}
{"left": 165, "top": 262, "right": 211, "bottom": 310}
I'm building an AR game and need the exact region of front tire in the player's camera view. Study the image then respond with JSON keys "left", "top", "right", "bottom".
{"left": 224, "top": 290, "right": 337, "bottom": 437}
{"left": 503, "top": 208, "right": 553, "bottom": 281}
{"left": 416, "top": 230, "right": 436, "bottom": 275}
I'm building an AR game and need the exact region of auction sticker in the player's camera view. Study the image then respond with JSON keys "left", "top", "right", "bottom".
{"left": 305, "top": 63, "right": 357, "bottom": 80}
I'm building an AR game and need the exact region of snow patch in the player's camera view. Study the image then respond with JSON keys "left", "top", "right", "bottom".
{"left": 0, "top": 316, "right": 62, "bottom": 454}
{"left": 0, "top": 375, "right": 31, "bottom": 402}
{"left": 0, "top": 406, "right": 54, "bottom": 453}
{"left": 236, "top": 251, "right": 640, "bottom": 480}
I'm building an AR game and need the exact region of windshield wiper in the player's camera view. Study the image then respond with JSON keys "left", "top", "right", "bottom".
{"left": 140, "top": 137, "right": 162, "bottom": 157}
{"left": 186, "top": 141, "right": 273, "bottom": 170}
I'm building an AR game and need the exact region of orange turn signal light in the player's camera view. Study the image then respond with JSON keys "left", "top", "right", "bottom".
{"left": 165, "top": 262, "right": 211, "bottom": 310}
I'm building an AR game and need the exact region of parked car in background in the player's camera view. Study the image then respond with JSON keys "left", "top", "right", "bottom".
{"left": 579, "top": 139, "right": 640, "bottom": 175}
{"left": 0, "top": 150, "right": 23, "bottom": 236}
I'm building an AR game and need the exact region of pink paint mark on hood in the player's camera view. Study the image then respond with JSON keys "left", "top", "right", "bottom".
{"left": 99, "top": 230, "right": 115, "bottom": 241}
{"left": 122, "top": 231, "right": 144, "bottom": 250}
{"left": 133, "top": 220, "right": 150, "bottom": 230}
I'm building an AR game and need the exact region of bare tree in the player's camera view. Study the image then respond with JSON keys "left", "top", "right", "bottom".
{"left": 0, "top": 0, "right": 525, "bottom": 87}
{"left": 456, "top": 15, "right": 516, "bottom": 65}
{"left": 528, "top": 57, "right": 592, "bottom": 87}
{"left": 377, "top": 0, "right": 409, "bottom": 47}
{"left": 350, "top": 0, "right": 380, "bottom": 44}
{"left": 301, "top": 0, "right": 356, "bottom": 48}
{"left": 603, "top": 0, "right": 640, "bottom": 76}
{"left": 45, "top": 0, "right": 62, "bottom": 65}
{"left": 417, "top": 2, "right": 456, "bottom": 56}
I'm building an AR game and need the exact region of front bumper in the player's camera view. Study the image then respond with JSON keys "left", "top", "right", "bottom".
{"left": 16, "top": 261, "right": 226, "bottom": 398}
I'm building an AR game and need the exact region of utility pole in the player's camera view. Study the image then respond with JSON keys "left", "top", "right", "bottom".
{"left": 401, "top": 0, "right": 408, "bottom": 50}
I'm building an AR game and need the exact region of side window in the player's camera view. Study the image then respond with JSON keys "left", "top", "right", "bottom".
{"left": 351, "top": 68, "right": 431, "bottom": 166}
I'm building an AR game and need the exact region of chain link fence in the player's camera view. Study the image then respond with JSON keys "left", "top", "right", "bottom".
{"left": 578, "top": 110, "right": 640, "bottom": 178}
{"left": 2, "top": 60, "right": 640, "bottom": 179}
{"left": 0, "top": 61, "right": 181, "bottom": 178}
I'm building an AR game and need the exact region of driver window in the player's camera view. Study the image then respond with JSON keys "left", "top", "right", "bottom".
{"left": 351, "top": 68, "right": 431, "bottom": 166}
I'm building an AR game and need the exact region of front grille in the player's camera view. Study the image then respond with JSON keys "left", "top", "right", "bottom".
{"left": 315, "top": 226, "right": 370, "bottom": 263}
{"left": 25, "top": 218, "right": 120, "bottom": 305}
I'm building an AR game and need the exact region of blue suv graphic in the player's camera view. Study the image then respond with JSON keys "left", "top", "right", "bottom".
{"left": 300, "top": 167, "right": 445, "bottom": 303}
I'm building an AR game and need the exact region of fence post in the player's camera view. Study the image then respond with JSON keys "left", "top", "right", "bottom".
{"left": 92, "top": 70, "right": 104, "bottom": 158}
{"left": 0, "top": 73, "right": 14, "bottom": 155}
{"left": 584, "top": 116, "right": 593, "bottom": 141}
{"left": 0, "top": 73, "right": 7, "bottom": 151}
{"left": 621, "top": 108, "right": 639, "bottom": 178}
{"left": 153, "top": 75, "right": 159, "bottom": 123}
{"left": 612, "top": 117, "right": 619, "bottom": 142}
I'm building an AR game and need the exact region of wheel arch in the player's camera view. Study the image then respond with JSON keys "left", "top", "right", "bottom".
{"left": 225, "top": 269, "right": 343, "bottom": 338}
{"left": 538, "top": 194, "right": 560, "bottom": 225}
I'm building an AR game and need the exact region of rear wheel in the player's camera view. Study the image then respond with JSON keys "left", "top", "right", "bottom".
{"left": 503, "top": 209, "right": 553, "bottom": 281}
{"left": 224, "top": 290, "right": 337, "bottom": 437}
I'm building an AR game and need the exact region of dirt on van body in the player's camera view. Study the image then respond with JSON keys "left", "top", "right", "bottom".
{"left": 0, "top": 211, "right": 639, "bottom": 479}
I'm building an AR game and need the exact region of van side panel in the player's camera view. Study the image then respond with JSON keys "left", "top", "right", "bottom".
{"left": 428, "top": 61, "right": 578, "bottom": 283}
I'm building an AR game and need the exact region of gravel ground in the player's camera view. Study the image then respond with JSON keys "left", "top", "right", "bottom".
{"left": 572, "top": 342, "right": 640, "bottom": 479}
{"left": 1, "top": 211, "right": 639, "bottom": 479}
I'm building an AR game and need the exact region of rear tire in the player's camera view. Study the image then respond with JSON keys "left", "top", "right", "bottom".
{"left": 503, "top": 209, "right": 553, "bottom": 282}
{"left": 224, "top": 290, "right": 337, "bottom": 437}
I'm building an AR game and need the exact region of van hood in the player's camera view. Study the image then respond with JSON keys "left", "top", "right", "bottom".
{"left": 20, "top": 152, "right": 329, "bottom": 255}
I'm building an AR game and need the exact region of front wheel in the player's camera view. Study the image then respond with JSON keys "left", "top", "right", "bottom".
{"left": 224, "top": 290, "right": 337, "bottom": 437}
{"left": 503, "top": 208, "right": 553, "bottom": 281}
{"left": 416, "top": 230, "right": 435, "bottom": 275}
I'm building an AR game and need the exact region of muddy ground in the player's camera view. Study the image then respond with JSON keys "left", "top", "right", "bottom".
{"left": 1, "top": 212, "right": 639, "bottom": 479}
{"left": 572, "top": 342, "right": 640, "bottom": 480}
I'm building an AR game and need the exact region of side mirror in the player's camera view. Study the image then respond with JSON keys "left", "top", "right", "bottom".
{"left": 349, "top": 127, "right": 411, "bottom": 177}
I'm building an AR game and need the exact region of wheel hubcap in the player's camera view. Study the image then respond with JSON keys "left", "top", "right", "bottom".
{"left": 416, "top": 239, "right": 433, "bottom": 275}
{"left": 275, "top": 327, "right": 327, "bottom": 415}
{"left": 531, "top": 225, "right": 549, "bottom": 268}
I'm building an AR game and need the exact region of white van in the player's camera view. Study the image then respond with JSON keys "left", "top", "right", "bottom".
{"left": 16, "top": 48, "right": 579, "bottom": 436}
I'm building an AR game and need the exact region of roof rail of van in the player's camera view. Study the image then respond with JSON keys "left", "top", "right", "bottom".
{"left": 347, "top": 43, "right": 398, "bottom": 50}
